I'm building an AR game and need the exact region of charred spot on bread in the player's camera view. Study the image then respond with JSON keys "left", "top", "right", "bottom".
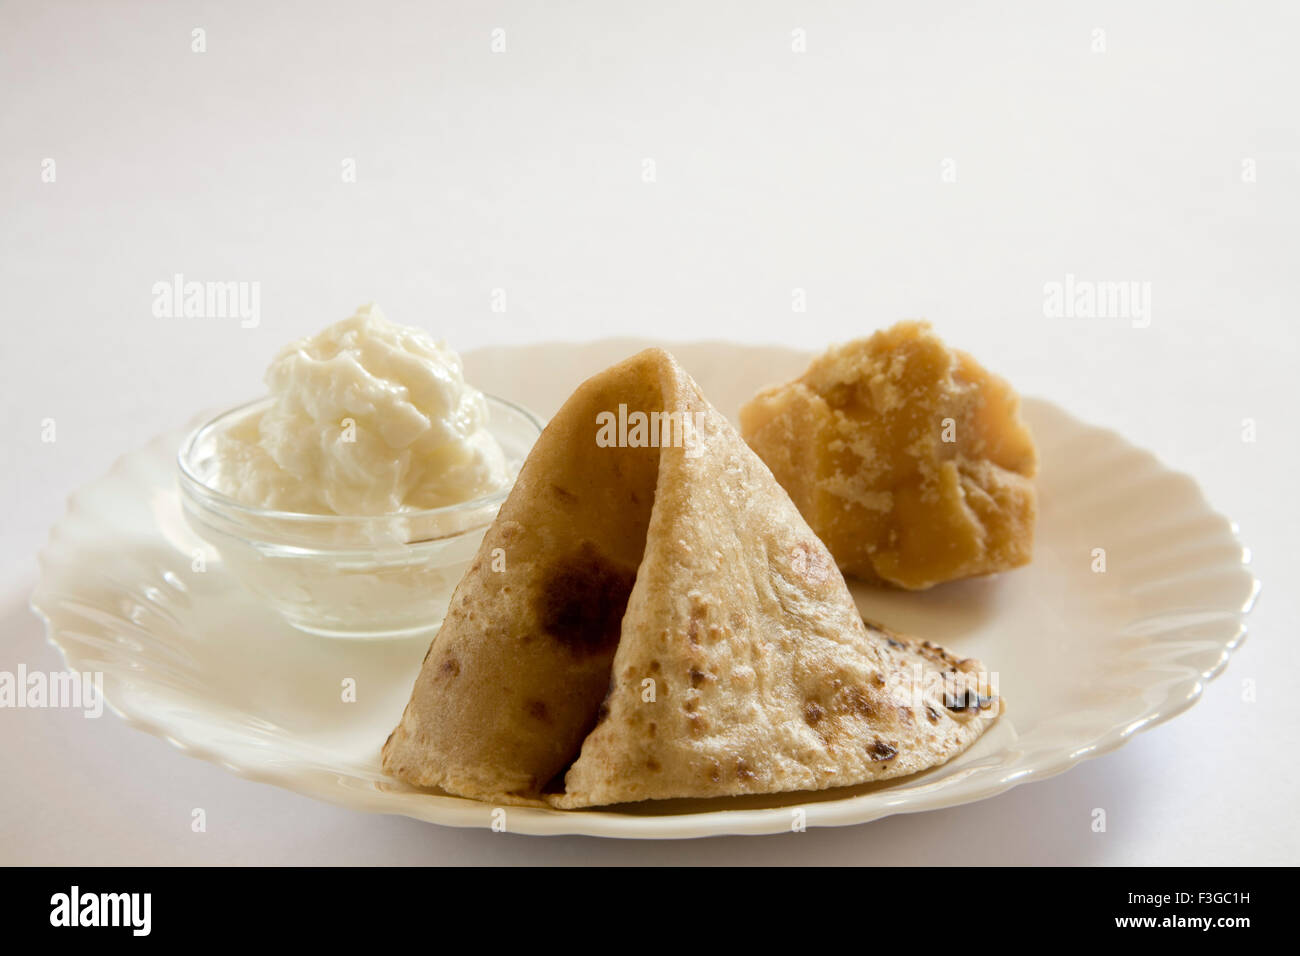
{"left": 847, "top": 688, "right": 874, "bottom": 717}
{"left": 869, "top": 739, "right": 898, "bottom": 761}
{"left": 535, "top": 541, "right": 636, "bottom": 655}
{"left": 525, "top": 700, "right": 549, "bottom": 722}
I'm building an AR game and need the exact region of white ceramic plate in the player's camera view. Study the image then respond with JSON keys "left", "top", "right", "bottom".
{"left": 32, "top": 340, "right": 1259, "bottom": 838}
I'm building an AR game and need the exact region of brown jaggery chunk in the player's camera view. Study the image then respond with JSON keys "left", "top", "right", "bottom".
{"left": 739, "top": 321, "right": 1037, "bottom": 590}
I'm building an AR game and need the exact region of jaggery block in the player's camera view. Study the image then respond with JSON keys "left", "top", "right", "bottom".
{"left": 740, "top": 321, "right": 1037, "bottom": 590}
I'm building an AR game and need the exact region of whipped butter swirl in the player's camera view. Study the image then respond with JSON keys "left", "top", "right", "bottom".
{"left": 216, "top": 305, "right": 507, "bottom": 515}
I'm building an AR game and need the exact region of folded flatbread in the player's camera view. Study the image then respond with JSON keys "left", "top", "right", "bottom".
{"left": 382, "top": 348, "right": 1001, "bottom": 808}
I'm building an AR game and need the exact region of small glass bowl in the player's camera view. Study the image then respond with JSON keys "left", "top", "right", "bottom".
{"left": 177, "top": 395, "right": 543, "bottom": 638}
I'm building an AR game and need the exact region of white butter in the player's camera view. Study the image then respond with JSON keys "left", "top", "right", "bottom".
{"left": 216, "top": 305, "right": 507, "bottom": 515}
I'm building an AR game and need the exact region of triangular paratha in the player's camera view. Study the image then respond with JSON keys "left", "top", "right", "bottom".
{"left": 382, "top": 348, "right": 1001, "bottom": 808}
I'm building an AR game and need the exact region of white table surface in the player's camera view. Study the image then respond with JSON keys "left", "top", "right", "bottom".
{"left": 2, "top": 1, "right": 1296, "bottom": 865}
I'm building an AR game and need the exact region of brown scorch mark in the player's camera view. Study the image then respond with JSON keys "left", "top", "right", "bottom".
{"left": 534, "top": 541, "right": 636, "bottom": 655}
{"left": 869, "top": 739, "right": 898, "bottom": 761}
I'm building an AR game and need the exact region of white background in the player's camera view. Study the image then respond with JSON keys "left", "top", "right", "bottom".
{"left": 2, "top": 1, "right": 1296, "bottom": 864}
